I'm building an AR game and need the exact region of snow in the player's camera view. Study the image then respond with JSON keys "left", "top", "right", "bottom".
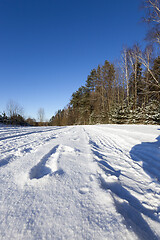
{"left": 0, "top": 124, "right": 160, "bottom": 240}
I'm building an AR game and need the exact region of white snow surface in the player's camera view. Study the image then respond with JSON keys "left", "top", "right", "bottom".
{"left": 0, "top": 124, "right": 160, "bottom": 240}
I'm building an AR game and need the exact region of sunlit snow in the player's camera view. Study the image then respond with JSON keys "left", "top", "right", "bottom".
{"left": 0, "top": 124, "right": 160, "bottom": 239}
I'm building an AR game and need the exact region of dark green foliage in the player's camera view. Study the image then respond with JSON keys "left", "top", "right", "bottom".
{"left": 26, "top": 118, "right": 38, "bottom": 126}
{"left": 0, "top": 113, "right": 29, "bottom": 126}
{"left": 50, "top": 55, "right": 160, "bottom": 126}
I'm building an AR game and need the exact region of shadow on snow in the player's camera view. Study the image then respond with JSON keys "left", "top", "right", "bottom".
{"left": 130, "top": 134, "right": 160, "bottom": 182}
{"left": 89, "top": 136, "right": 160, "bottom": 240}
{"left": 29, "top": 145, "right": 59, "bottom": 180}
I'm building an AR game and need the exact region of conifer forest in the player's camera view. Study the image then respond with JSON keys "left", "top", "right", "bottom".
{"left": 0, "top": 0, "right": 160, "bottom": 126}
{"left": 49, "top": 1, "right": 160, "bottom": 126}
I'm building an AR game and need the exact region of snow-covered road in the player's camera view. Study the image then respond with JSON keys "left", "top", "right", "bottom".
{"left": 0, "top": 125, "right": 160, "bottom": 240}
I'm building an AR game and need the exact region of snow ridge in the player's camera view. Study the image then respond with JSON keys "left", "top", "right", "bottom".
{"left": 0, "top": 125, "right": 160, "bottom": 240}
{"left": 29, "top": 144, "right": 63, "bottom": 179}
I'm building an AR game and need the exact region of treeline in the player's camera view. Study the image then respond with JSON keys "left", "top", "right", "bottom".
{"left": 0, "top": 112, "right": 45, "bottom": 126}
{"left": 0, "top": 113, "right": 49, "bottom": 126}
{"left": 49, "top": 48, "right": 160, "bottom": 126}
{"left": 49, "top": 0, "right": 160, "bottom": 126}
{"left": 1, "top": 0, "right": 160, "bottom": 127}
{"left": 0, "top": 112, "right": 28, "bottom": 126}
{"left": 0, "top": 101, "right": 47, "bottom": 126}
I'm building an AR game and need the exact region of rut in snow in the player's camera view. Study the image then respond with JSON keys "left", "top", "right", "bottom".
{"left": 88, "top": 133, "right": 160, "bottom": 240}
{"left": 0, "top": 128, "right": 55, "bottom": 141}
{"left": 29, "top": 144, "right": 64, "bottom": 180}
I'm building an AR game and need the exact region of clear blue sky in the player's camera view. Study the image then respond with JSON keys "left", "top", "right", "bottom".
{"left": 0, "top": 0, "right": 147, "bottom": 120}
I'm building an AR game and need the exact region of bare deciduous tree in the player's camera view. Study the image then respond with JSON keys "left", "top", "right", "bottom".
{"left": 144, "top": 0, "right": 160, "bottom": 23}
{"left": 37, "top": 108, "right": 45, "bottom": 122}
{"left": 128, "top": 44, "right": 142, "bottom": 109}
{"left": 138, "top": 45, "right": 160, "bottom": 93}
{"left": 143, "top": 0, "right": 160, "bottom": 44}
{"left": 120, "top": 46, "right": 131, "bottom": 105}
{"left": 6, "top": 100, "right": 24, "bottom": 117}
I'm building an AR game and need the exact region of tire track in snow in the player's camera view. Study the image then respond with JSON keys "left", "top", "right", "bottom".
{"left": 0, "top": 127, "right": 76, "bottom": 169}
{"left": 0, "top": 134, "right": 56, "bottom": 169}
{"left": 1, "top": 125, "right": 160, "bottom": 239}
{"left": 98, "top": 173, "right": 160, "bottom": 240}
{"left": 0, "top": 126, "right": 67, "bottom": 140}
{"left": 29, "top": 145, "right": 64, "bottom": 180}
{"left": 0, "top": 128, "right": 56, "bottom": 141}
{"left": 84, "top": 126, "right": 160, "bottom": 240}
{"left": 86, "top": 127, "right": 145, "bottom": 179}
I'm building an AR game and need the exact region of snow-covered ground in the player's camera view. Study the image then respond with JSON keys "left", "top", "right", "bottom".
{"left": 0, "top": 124, "right": 160, "bottom": 240}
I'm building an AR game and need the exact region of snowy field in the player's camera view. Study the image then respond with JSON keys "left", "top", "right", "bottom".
{"left": 0, "top": 124, "right": 160, "bottom": 240}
